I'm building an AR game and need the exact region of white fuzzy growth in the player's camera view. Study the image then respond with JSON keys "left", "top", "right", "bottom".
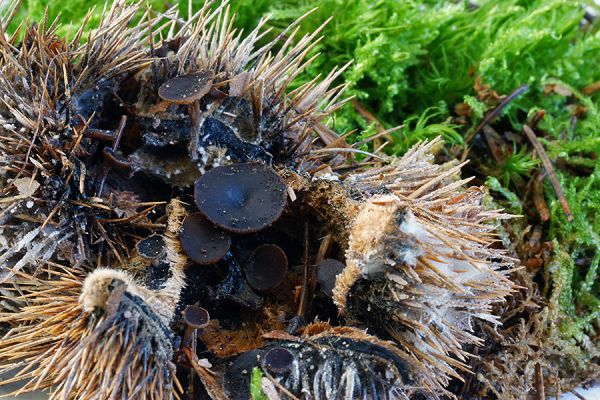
{"left": 312, "top": 172, "right": 340, "bottom": 182}
{"left": 399, "top": 210, "right": 429, "bottom": 241}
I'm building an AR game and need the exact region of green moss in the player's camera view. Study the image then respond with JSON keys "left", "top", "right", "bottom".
{"left": 485, "top": 177, "right": 523, "bottom": 214}
{"left": 250, "top": 367, "right": 267, "bottom": 400}
{"left": 2, "top": 0, "right": 168, "bottom": 37}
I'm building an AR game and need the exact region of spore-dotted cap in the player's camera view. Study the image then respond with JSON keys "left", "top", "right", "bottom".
{"left": 136, "top": 234, "right": 166, "bottom": 260}
{"left": 194, "top": 163, "right": 287, "bottom": 234}
{"left": 158, "top": 70, "right": 215, "bottom": 104}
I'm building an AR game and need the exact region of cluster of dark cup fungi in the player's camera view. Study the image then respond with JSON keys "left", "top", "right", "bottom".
{"left": 138, "top": 73, "right": 364, "bottom": 396}
{"left": 42, "top": 37, "right": 407, "bottom": 396}
{"left": 177, "top": 161, "right": 344, "bottom": 313}
{"left": 180, "top": 162, "right": 290, "bottom": 304}
{"left": 67, "top": 60, "right": 407, "bottom": 398}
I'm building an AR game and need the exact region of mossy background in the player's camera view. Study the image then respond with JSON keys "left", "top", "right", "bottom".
{"left": 2, "top": 0, "right": 599, "bottom": 391}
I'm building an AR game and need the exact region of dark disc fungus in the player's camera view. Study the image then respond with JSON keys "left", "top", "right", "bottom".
{"left": 158, "top": 70, "right": 215, "bottom": 104}
{"left": 180, "top": 212, "right": 231, "bottom": 264}
{"left": 263, "top": 347, "right": 295, "bottom": 373}
{"left": 182, "top": 305, "right": 210, "bottom": 329}
{"left": 317, "top": 258, "right": 346, "bottom": 297}
{"left": 136, "top": 234, "right": 166, "bottom": 260}
{"left": 244, "top": 244, "right": 288, "bottom": 291}
{"left": 194, "top": 163, "right": 287, "bottom": 234}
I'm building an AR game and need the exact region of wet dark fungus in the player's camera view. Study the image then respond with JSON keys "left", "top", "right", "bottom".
{"left": 137, "top": 234, "right": 166, "bottom": 261}
{"left": 180, "top": 213, "right": 232, "bottom": 265}
{"left": 216, "top": 252, "right": 263, "bottom": 310}
{"left": 244, "top": 244, "right": 288, "bottom": 291}
{"left": 194, "top": 162, "right": 287, "bottom": 234}
{"left": 183, "top": 305, "right": 210, "bottom": 329}
{"left": 158, "top": 70, "right": 215, "bottom": 104}
{"left": 263, "top": 347, "right": 295, "bottom": 373}
{"left": 316, "top": 258, "right": 345, "bottom": 297}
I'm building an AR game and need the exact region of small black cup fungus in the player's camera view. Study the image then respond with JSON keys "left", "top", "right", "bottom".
{"left": 180, "top": 213, "right": 231, "bottom": 264}
{"left": 244, "top": 244, "right": 288, "bottom": 291}
{"left": 316, "top": 259, "right": 346, "bottom": 297}
{"left": 158, "top": 70, "right": 215, "bottom": 104}
{"left": 136, "top": 234, "right": 166, "bottom": 260}
{"left": 263, "top": 347, "right": 295, "bottom": 373}
{"left": 182, "top": 305, "right": 210, "bottom": 329}
{"left": 194, "top": 163, "right": 287, "bottom": 234}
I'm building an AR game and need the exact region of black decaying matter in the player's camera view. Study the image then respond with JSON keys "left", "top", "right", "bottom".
{"left": 317, "top": 258, "right": 346, "bottom": 297}
{"left": 223, "top": 327, "right": 416, "bottom": 400}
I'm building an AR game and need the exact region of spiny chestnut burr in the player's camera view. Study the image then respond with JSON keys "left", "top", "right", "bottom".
{"left": 223, "top": 326, "right": 415, "bottom": 400}
{"left": 0, "top": 0, "right": 518, "bottom": 397}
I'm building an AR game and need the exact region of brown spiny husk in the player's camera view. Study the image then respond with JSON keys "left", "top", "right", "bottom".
{"left": 332, "top": 138, "right": 517, "bottom": 398}
{"left": 0, "top": 198, "right": 188, "bottom": 399}
{"left": 0, "top": 267, "right": 179, "bottom": 399}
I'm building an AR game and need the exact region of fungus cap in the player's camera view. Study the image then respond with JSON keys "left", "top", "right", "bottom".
{"left": 182, "top": 305, "right": 210, "bottom": 329}
{"left": 316, "top": 259, "right": 346, "bottom": 297}
{"left": 158, "top": 70, "right": 215, "bottom": 104}
{"left": 136, "top": 234, "right": 166, "bottom": 260}
{"left": 180, "top": 213, "right": 231, "bottom": 265}
{"left": 244, "top": 244, "right": 288, "bottom": 291}
{"left": 194, "top": 163, "right": 287, "bottom": 234}
{"left": 263, "top": 347, "right": 295, "bottom": 373}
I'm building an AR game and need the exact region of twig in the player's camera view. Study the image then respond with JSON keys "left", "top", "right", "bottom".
{"left": 569, "top": 389, "right": 588, "bottom": 400}
{"left": 523, "top": 125, "right": 573, "bottom": 222}
{"left": 310, "top": 147, "right": 386, "bottom": 161}
{"left": 315, "top": 234, "right": 333, "bottom": 264}
{"left": 533, "top": 172, "right": 550, "bottom": 222}
{"left": 112, "top": 115, "right": 127, "bottom": 152}
{"left": 482, "top": 125, "right": 504, "bottom": 163}
{"left": 263, "top": 371, "right": 301, "bottom": 400}
{"left": 582, "top": 80, "right": 600, "bottom": 96}
{"left": 297, "top": 220, "right": 310, "bottom": 319}
{"left": 534, "top": 363, "right": 545, "bottom": 400}
{"left": 352, "top": 98, "right": 385, "bottom": 131}
{"left": 351, "top": 99, "right": 403, "bottom": 150}
{"left": 530, "top": 109, "right": 545, "bottom": 128}
{"left": 97, "top": 115, "right": 128, "bottom": 196}
{"left": 463, "top": 84, "right": 529, "bottom": 156}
